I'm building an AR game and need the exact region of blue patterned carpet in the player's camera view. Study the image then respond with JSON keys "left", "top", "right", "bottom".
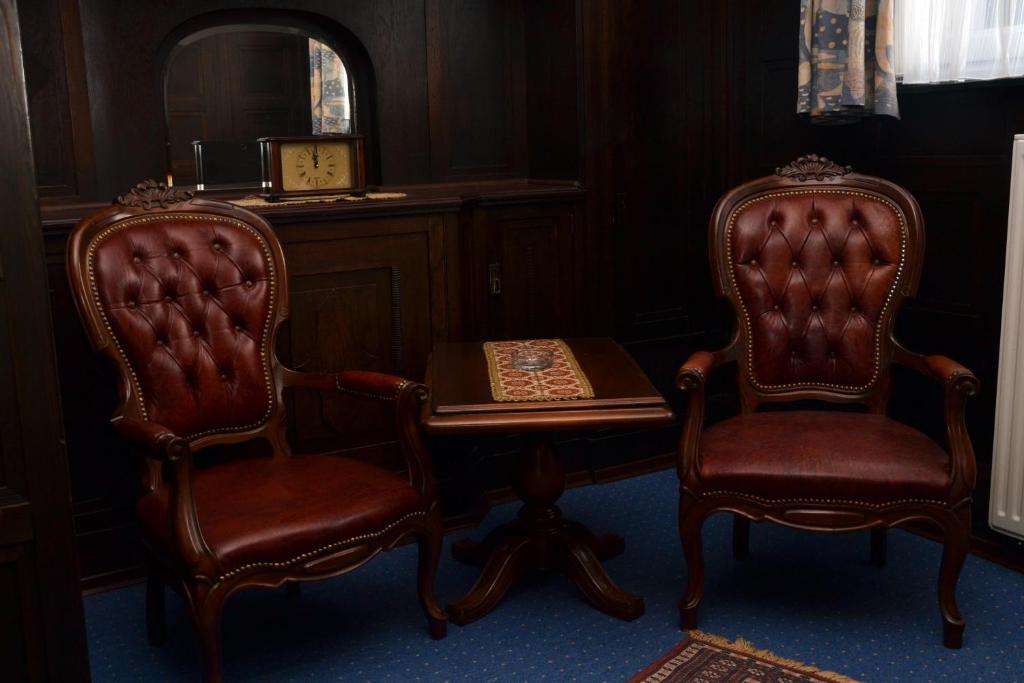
{"left": 85, "top": 469, "right": 1024, "bottom": 682}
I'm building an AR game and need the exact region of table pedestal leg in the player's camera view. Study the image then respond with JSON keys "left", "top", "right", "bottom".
{"left": 447, "top": 436, "right": 644, "bottom": 625}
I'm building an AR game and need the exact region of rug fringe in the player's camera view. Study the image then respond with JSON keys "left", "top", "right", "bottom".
{"left": 688, "top": 630, "right": 861, "bottom": 683}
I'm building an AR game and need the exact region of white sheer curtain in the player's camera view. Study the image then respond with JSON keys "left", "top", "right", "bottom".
{"left": 895, "top": 0, "right": 1024, "bottom": 83}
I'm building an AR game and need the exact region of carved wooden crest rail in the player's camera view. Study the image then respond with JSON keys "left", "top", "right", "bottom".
{"left": 775, "top": 154, "right": 853, "bottom": 182}
{"left": 115, "top": 179, "right": 195, "bottom": 209}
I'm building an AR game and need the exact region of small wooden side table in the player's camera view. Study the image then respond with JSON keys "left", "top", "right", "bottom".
{"left": 422, "top": 337, "right": 674, "bottom": 625}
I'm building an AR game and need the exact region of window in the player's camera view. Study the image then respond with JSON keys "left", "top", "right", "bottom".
{"left": 309, "top": 38, "right": 354, "bottom": 135}
{"left": 895, "top": 0, "right": 1024, "bottom": 84}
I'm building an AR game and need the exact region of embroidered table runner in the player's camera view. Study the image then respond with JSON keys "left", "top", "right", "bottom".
{"left": 483, "top": 339, "right": 594, "bottom": 402}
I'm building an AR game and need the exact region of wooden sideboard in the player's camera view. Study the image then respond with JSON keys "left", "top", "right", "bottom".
{"left": 42, "top": 179, "right": 596, "bottom": 589}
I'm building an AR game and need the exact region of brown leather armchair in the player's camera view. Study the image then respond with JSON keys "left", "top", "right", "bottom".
{"left": 67, "top": 181, "right": 447, "bottom": 683}
{"left": 676, "top": 156, "right": 978, "bottom": 648}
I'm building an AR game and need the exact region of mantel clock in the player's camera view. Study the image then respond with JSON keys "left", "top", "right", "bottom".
{"left": 258, "top": 135, "right": 366, "bottom": 200}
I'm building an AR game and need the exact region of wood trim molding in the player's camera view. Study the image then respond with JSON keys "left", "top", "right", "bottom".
{"left": 425, "top": 0, "right": 527, "bottom": 180}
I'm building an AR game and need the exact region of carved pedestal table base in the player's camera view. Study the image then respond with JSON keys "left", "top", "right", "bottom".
{"left": 446, "top": 436, "right": 643, "bottom": 625}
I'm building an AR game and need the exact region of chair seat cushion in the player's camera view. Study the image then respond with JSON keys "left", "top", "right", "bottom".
{"left": 699, "top": 411, "right": 951, "bottom": 505}
{"left": 137, "top": 454, "right": 427, "bottom": 576}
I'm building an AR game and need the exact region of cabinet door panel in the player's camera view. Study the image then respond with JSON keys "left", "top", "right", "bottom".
{"left": 281, "top": 231, "right": 434, "bottom": 466}
{"left": 487, "top": 206, "right": 575, "bottom": 339}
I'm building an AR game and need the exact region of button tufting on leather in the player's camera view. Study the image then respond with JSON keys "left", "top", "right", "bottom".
{"left": 728, "top": 190, "right": 906, "bottom": 391}
{"left": 90, "top": 214, "right": 276, "bottom": 439}
{"left": 245, "top": 280, "right": 254, "bottom": 288}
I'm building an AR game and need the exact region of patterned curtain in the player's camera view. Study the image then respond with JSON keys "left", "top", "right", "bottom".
{"left": 309, "top": 39, "right": 352, "bottom": 134}
{"left": 797, "top": 0, "right": 899, "bottom": 122}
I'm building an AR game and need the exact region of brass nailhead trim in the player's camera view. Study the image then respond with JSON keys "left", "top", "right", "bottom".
{"left": 701, "top": 490, "right": 947, "bottom": 509}
{"left": 725, "top": 189, "right": 908, "bottom": 393}
{"left": 217, "top": 510, "right": 427, "bottom": 580}
{"left": 87, "top": 214, "right": 277, "bottom": 440}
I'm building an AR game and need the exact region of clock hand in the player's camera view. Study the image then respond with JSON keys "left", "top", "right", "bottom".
{"left": 312, "top": 144, "right": 319, "bottom": 169}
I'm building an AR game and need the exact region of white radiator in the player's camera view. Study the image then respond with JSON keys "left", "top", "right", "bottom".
{"left": 990, "top": 134, "right": 1024, "bottom": 540}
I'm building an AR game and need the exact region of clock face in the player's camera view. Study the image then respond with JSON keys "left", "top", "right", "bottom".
{"left": 280, "top": 141, "right": 353, "bottom": 192}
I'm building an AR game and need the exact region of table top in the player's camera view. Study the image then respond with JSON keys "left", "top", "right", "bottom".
{"left": 422, "top": 337, "right": 675, "bottom": 434}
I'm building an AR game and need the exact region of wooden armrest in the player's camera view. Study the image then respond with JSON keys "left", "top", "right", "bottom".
{"left": 675, "top": 347, "right": 735, "bottom": 391}
{"left": 112, "top": 416, "right": 190, "bottom": 461}
{"left": 925, "top": 355, "right": 980, "bottom": 395}
{"left": 674, "top": 344, "right": 736, "bottom": 485}
{"left": 675, "top": 351, "right": 716, "bottom": 389}
{"left": 893, "top": 344, "right": 979, "bottom": 396}
{"left": 281, "top": 368, "right": 413, "bottom": 401}
{"left": 112, "top": 416, "right": 212, "bottom": 569}
{"left": 281, "top": 367, "right": 437, "bottom": 500}
{"left": 892, "top": 342, "right": 979, "bottom": 497}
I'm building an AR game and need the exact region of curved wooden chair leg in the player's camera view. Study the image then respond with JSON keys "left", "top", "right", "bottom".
{"left": 732, "top": 514, "right": 750, "bottom": 561}
{"left": 145, "top": 566, "right": 166, "bottom": 647}
{"left": 416, "top": 513, "right": 448, "bottom": 639}
{"left": 192, "top": 586, "right": 226, "bottom": 683}
{"left": 938, "top": 509, "right": 970, "bottom": 649}
{"left": 678, "top": 499, "right": 708, "bottom": 631}
{"left": 870, "top": 527, "right": 888, "bottom": 568}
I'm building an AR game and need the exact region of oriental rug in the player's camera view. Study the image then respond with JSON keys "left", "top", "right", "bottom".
{"left": 629, "top": 631, "right": 860, "bottom": 683}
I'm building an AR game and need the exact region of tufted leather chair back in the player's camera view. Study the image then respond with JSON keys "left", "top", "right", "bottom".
{"left": 709, "top": 156, "right": 924, "bottom": 409}
{"left": 68, "top": 186, "right": 289, "bottom": 447}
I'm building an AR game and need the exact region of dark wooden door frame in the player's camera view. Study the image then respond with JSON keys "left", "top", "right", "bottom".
{"left": 0, "top": 1, "right": 90, "bottom": 680}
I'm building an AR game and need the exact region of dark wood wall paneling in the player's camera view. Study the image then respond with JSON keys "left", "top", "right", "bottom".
{"left": 17, "top": 0, "right": 94, "bottom": 200}
{"left": 523, "top": 0, "right": 580, "bottom": 181}
{"left": 0, "top": 0, "right": 91, "bottom": 680}
{"left": 34, "top": 0, "right": 542, "bottom": 199}
{"left": 426, "top": 0, "right": 527, "bottom": 180}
